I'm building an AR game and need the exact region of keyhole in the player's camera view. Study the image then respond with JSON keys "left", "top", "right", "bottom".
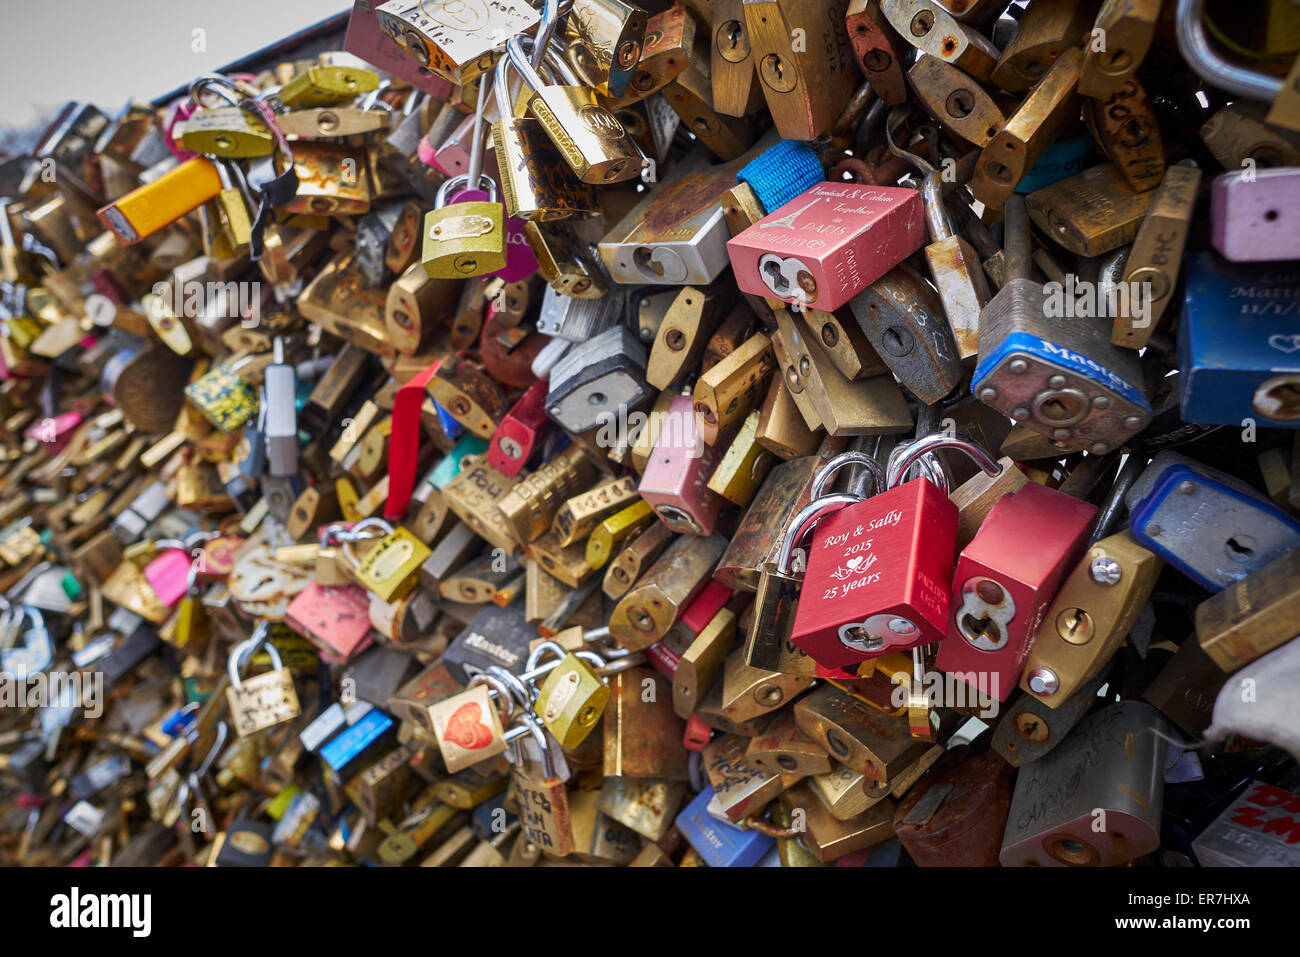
{"left": 763, "top": 258, "right": 790, "bottom": 292}
{"left": 1225, "top": 534, "right": 1256, "bottom": 563}
{"left": 760, "top": 54, "right": 797, "bottom": 93}
{"left": 910, "top": 9, "right": 935, "bottom": 36}
{"left": 718, "top": 19, "right": 749, "bottom": 62}
{"left": 960, "top": 612, "right": 1002, "bottom": 644}
{"left": 881, "top": 325, "right": 914, "bottom": 357}
{"left": 945, "top": 89, "right": 974, "bottom": 119}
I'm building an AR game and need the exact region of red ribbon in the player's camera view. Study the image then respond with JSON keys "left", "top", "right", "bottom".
{"left": 385, "top": 357, "right": 441, "bottom": 521}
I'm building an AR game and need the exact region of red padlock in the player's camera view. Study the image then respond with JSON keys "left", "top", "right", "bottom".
{"left": 935, "top": 482, "right": 1097, "bottom": 702}
{"left": 788, "top": 437, "right": 1002, "bottom": 673}
{"left": 489, "top": 378, "right": 550, "bottom": 477}
{"left": 726, "top": 181, "right": 927, "bottom": 313}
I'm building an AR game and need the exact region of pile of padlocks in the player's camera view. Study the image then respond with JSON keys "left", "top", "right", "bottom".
{"left": 1, "top": 0, "right": 1299, "bottom": 868}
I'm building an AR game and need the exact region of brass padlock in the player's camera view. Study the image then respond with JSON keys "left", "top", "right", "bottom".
{"left": 224, "top": 628, "right": 302, "bottom": 739}
{"left": 533, "top": 649, "right": 611, "bottom": 748}
{"left": 492, "top": 46, "right": 598, "bottom": 222}
{"left": 562, "top": 0, "right": 649, "bottom": 98}
{"left": 507, "top": 34, "right": 643, "bottom": 185}
{"left": 341, "top": 517, "right": 432, "bottom": 603}
{"left": 181, "top": 105, "right": 275, "bottom": 158}
{"left": 422, "top": 172, "right": 507, "bottom": 279}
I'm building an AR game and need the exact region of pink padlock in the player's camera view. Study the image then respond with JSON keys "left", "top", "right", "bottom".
{"left": 144, "top": 548, "right": 194, "bottom": 607}
{"left": 638, "top": 395, "right": 727, "bottom": 536}
{"left": 726, "top": 181, "right": 927, "bottom": 313}
{"left": 285, "top": 581, "right": 374, "bottom": 661}
{"left": 1211, "top": 167, "right": 1300, "bottom": 262}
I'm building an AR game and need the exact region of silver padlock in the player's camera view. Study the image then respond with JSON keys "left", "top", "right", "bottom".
{"left": 545, "top": 324, "right": 652, "bottom": 433}
{"left": 535, "top": 285, "right": 626, "bottom": 342}
{"left": 264, "top": 337, "right": 299, "bottom": 479}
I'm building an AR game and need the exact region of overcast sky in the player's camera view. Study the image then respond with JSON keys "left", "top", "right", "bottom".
{"left": 0, "top": 0, "right": 347, "bottom": 133}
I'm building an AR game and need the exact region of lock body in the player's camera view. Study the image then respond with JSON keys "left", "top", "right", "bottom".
{"left": 1125, "top": 452, "right": 1300, "bottom": 592}
{"left": 792, "top": 479, "right": 957, "bottom": 671}
{"left": 937, "top": 482, "right": 1097, "bottom": 701}
{"left": 1178, "top": 253, "right": 1300, "bottom": 428}
{"left": 638, "top": 395, "right": 727, "bottom": 535}
{"left": 1020, "top": 531, "right": 1161, "bottom": 705}
{"left": 1000, "top": 701, "right": 1165, "bottom": 867}
{"left": 728, "top": 182, "right": 927, "bottom": 313}
{"left": 545, "top": 325, "right": 652, "bottom": 434}
{"left": 973, "top": 277, "right": 1151, "bottom": 455}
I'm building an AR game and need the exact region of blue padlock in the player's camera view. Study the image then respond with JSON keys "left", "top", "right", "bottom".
{"left": 1180, "top": 252, "right": 1300, "bottom": 429}
{"left": 1126, "top": 452, "right": 1300, "bottom": 592}
{"left": 674, "top": 785, "right": 775, "bottom": 867}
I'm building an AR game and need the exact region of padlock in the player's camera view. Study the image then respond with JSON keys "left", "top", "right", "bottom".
{"left": 1024, "top": 162, "right": 1153, "bottom": 257}
{"left": 770, "top": 310, "right": 912, "bottom": 436}
{"left": 1178, "top": 252, "right": 1300, "bottom": 427}
{"left": 224, "top": 627, "right": 303, "bottom": 738}
{"left": 552, "top": 476, "right": 638, "bottom": 545}
{"left": 849, "top": 264, "right": 965, "bottom": 404}
{"left": 881, "top": 0, "right": 999, "bottom": 81}
{"left": 181, "top": 105, "right": 275, "bottom": 158}
{"left": 638, "top": 394, "right": 728, "bottom": 535}
{"left": 599, "top": 145, "right": 755, "bottom": 286}
{"left": 970, "top": 47, "right": 1084, "bottom": 209}
{"left": 505, "top": 35, "right": 642, "bottom": 185}
{"left": 972, "top": 195, "right": 1151, "bottom": 454}
{"left": 340, "top": 517, "right": 432, "bottom": 602}
{"left": 693, "top": 331, "right": 776, "bottom": 448}
{"left": 511, "top": 711, "right": 578, "bottom": 857}
{"left": 989, "top": 0, "right": 1095, "bottom": 93}
{"left": 499, "top": 445, "right": 598, "bottom": 544}
{"left": 790, "top": 441, "right": 995, "bottom": 671}
{"left": 1196, "top": 548, "right": 1300, "bottom": 672}
{"left": 661, "top": 56, "right": 756, "bottom": 162}
{"left": 609, "top": 532, "right": 726, "bottom": 650}
{"left": 703, "top": 732, "right": 796, "bottom": 823}
{"left": 846, "top": 0, "right": 908, "bottom": 105}
{"left": 427, "top": 676, "right": 512, "bottom": 773}
{"left": 1125, "top": 452, "right": 1300, "bottom": 592}
{"left": 533, "top": 649, "right": 610, "bottom": 748}
{"left": 97, "top": 157, "right": 223, "bottom": 244}
{"left": 793, "top": 683, "right": 924, "bottom": 781}
{"left": 936, "top": 480, "right": 1097, "bottom": 701}
{"left": 1019, "top": 531, "right": 1161, "bottom": 705}
{"left": 908, "top": 54, "right": 1006, "bottom": 147}
{"left": 1000, "top": 700, "right": 1166, "bottom": 867}
{"left": 1082, "top": 76, "right": 1165, "bottom": 194}
{"left": 422, "top": 172, "right": 508, "bottom": 280}
{"left": 892, "top": 744, "right": 1013, "bottom": 866}
{"left": 545, "top": 324, "right": 652, "bottom": 434}
{"left": 1078, "top": 0, "right": 1160, "bottom": 99}
{"left": 674, "top": 784, "right": 775, "bottom": 866}
{"left": 727, "top": 181, "right": 927, "bottom": 314}
{"left": 1211, "top": 166, "right": 1300, "bottom": 263}
{"left": 285, "top": 577, "right": 375, "bottom": 661}
{"left": 525, "top": 221, "right": 611, "bottom": 297}
{"left": 602, "top": 667, "right": 688, "bottom": 779}
{"left": 744, "top": 0, "right": 858, "bottom": 141}
{"left": 376, "top": 0, "right": 540, "bottom": 84}
{"left": 603, "top": 519, "right": 675, "bottom": 600}
{"left": 492, "top": 43, "right": 599, "bottom": 222}
{"left": 1112, "top": 163, "right": 1201, "bottom": 349}
{"left": 562, "top": 0, "right": 648, "bottom": 98}
{"left": 919, "top": 173, "right": 988, "bottom": 366}
{"left": 745, "top": 709, "right": 833, "bottom": 777}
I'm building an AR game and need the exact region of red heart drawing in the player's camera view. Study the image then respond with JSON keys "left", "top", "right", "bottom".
{"left": 442, "top": 701, "right": 495, "bottom": 751}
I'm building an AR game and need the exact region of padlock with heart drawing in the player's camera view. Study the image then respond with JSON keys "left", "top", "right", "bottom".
{"left": 426, "top": 674, "right": 516, "bottom": 773}
{"left": 787, "top": 435, "right": 1002, "bottom": 673}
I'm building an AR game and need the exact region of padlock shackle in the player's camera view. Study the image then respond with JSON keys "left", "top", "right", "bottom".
{"left": 533, "top": 0, "right": 560, "bottom": 68}
{"left": 189, "top": 74, "right": 243, "bottom": 110}
{"left": 513, "top": 710, "right": 556, "bottom": 779}
{"left": 1176, "top": 0, "right": 1282, "bottom": 101}
{"left": 469, "top": 670, "right": 518, "bottom": 721}
{"left": 467, "top": 69, "right": 490, "bottom": 194}
{"left": 435, "top": 171, "right": 499, "bottom": 208}
{"left": 886, "top": 434, "right": 1001, "bottom": 490}
{"left": 921, "top": 171, "right": 955, "bottom": 243}
{"left": 776, "top": 493, "right": 862, "bottom": 577}
{"left": 811, "top": 452, "right": 885, "bottom": 502}
{"left": 495, "top": 41, "right": 520, "bottom": 121}
{"left": 340, "top": 516, "right": 395, "bottom": 567}
{"left": 1003, "top": 194, "right": 1030, "bottom": 284}
{"left": 227, "top": 622, "right": 282, "bottom": 690}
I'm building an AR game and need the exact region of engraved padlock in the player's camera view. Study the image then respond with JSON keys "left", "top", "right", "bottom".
{"left": 422, "top": 172, "right": 507, "bottom": 279}
{"left": 224, "top": 626, "right": 302, "bottom": 739}
{"left": 789, "top": 437, "right": 1001, "bottom": 672}
{"left": 506, "top": 34, "right": 642, "bottom": 185}
{"left": 341, "top": 516, "right": 433, "bottom": 603}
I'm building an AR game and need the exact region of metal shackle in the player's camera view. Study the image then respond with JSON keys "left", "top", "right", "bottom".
{"left": 227, "top": 624, "right": 283, "bottom": 690}
{"left": 886, "top": 433, "right": 1001, "bottom": 492}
